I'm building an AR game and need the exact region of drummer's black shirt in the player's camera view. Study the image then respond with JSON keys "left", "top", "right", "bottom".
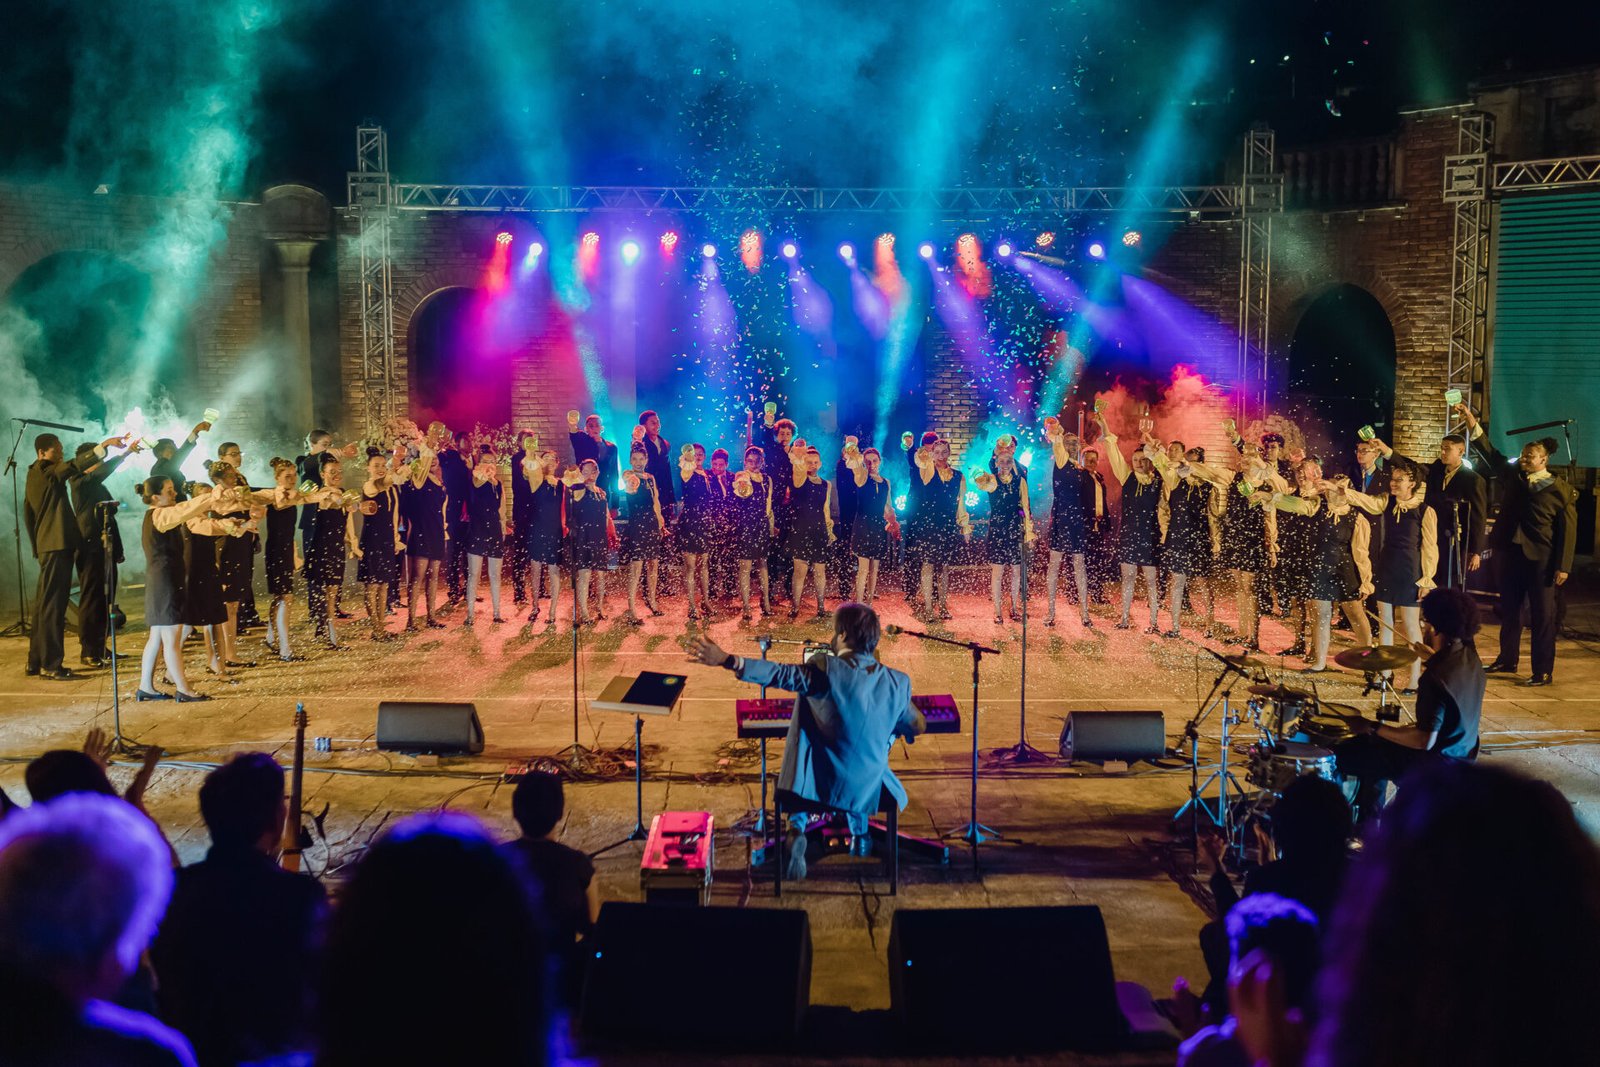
{"left": 1416, "top": 639, "right": 1485, "bottom": 759}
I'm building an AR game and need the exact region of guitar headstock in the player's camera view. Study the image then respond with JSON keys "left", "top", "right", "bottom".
{"left": 293, "top": 702, "right": 308, "bottom": 730}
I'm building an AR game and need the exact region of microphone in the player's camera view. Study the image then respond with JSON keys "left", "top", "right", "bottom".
{"left": 1506, "top": 419, "right": 1573, "bottom": 435}
{"left": 885, "top": 623, "right": 907, "bottom": 636}
{"left": 11, "top": 417, "right": 86, "bottom": 432}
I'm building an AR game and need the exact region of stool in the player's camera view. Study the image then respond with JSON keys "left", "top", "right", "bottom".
{"left": 774, "top": 787, "right": 898, "bottom": 897}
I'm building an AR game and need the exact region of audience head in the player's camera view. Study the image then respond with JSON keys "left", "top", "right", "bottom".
{"left": 24, "top": 751, "right": 115, "bottom": 803}
{"left": 510, "top": 772, "right": 565, "bottom": 840}
{"left": 1226, "top": 894, "right": 1320, "bottom": 1010}
{"left": 1420, "top": 586, "right": 1480, "bottom": 645}
{"left": 0, "top": 794, "right": 173, "bottom": 1003}
{"left": 33, "top": 433, "right": 62, "bottom": 462}
{"left": 1311, "top": 761, "right": 1600, "bottom": 1067}
{"left": 1270, "top": 775, "right": 1352, "bottom": 862}
{"left": 198, "top": 753, "right": 285, "bottom": 853}
{"left": 319, "top": 813, "right": 547, "bottom": 1066}
{"left": 832, "top": 601, "right": 881, "bottom": 656}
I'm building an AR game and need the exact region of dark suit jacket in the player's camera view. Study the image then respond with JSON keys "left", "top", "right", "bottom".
{"left": 1395, "top": 452, "right": 1487, "bottom": 556}
{"left": 150, "top": 436, "right": 199, "bottom": 503}
{"left": 24, "top": 450, "right": 97, "bottom": 558}
{"left": 437, "top": 448, "right": 472, "bottom": 524}
{"left": 71, "top": 452, "right": 127, "bottom": 562}
{"left": 1475, "top": 433, "right": 1577, "bottom": 581}
{"left": 1351, "top": 462, "right": 1386, "bottom": 497}
{"left": 569, "top": 432, "right": 619, "bottom": 502}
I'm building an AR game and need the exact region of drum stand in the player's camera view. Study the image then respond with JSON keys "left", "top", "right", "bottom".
{"left": 1173, "top": 659, "right": 1249, "bottom": 866}
{"left": 1361, "top": 671, "right": 1409, "bottom": 724}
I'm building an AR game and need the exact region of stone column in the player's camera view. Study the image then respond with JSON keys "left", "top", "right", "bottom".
{"left": 273, "top": 238, "right": 318, "bottom": 438}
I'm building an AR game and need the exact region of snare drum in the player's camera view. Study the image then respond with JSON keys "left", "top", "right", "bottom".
{"left": 1258, "top": 741, "right": 1337, "bottom": 793}
{"left": 1299, "top": 704, "right": 1359, "bottom": 748}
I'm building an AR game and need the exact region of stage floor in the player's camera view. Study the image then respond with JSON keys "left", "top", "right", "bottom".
{"left": 3, "top": 578, "right": 1598, "bottom": 1023}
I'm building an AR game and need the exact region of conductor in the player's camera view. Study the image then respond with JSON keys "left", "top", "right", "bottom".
{"left": 687, "top": 602, "right": 925, "bottom": 879}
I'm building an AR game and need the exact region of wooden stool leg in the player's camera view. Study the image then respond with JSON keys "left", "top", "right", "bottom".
{"left": 774, "top": 795, "right": 783, "bottom": 898}
{"left": 887, "top": 803, "right": 899, "bottom": 895}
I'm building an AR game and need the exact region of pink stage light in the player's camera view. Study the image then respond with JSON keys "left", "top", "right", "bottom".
{"left": 1036, "top": 231, "right": 1056, "bottom": 249}
{"left": 578, "top": 231, "right": 601, "bottom": 280}
{"left": 660, "top": 231, "right": 679, "bottom": 254}
{"left": 495, "top": 231, "right": 513, "bottom": 245}
{"left": 740, "top": 229, "right": 763, "bottom": 274}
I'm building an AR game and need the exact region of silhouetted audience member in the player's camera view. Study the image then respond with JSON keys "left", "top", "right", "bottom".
{"left": 150, "top": 754, "right": 327, "bottom": 1066}
{"left": 23, "top": 749, "right": 116, "bottom": 802}
{"left": 1212, "top": 775, "right": 1352, "bottom": 923}
{"left": 1179, "top": 894, "right": 1321, "bottom": 1067}
{"left": 319, "top": 813, "right": 549, "bottom": 1066}
{"left": 0, "top": 794, "right": 196, "bottom": 1066}
{"left": 1306, "top": 761, "right": 1600, "bottom": 1066}
{"left": 501, "top": 772, "right": 599, "bottom": 1008}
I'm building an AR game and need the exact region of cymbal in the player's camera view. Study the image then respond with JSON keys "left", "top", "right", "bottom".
{"left": 1333, "top": 644, "right": 1419, "bottom": 672}
{"left": 1248, "top": 682, "right": 1314, "bottom": 702}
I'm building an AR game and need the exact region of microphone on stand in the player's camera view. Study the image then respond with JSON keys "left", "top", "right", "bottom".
{"left": 10, "top": 417, "right": 86, "bottom": 433}
{"left": 1506, "top": 418, "right": 1573, "bottom": 435}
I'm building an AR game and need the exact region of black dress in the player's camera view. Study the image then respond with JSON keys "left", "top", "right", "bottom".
{"left": 985, "top": 470, "right": 1026, "bottom": 565}
{"left": 677, "top": 470, "right": 715, "bottom": 554}
{"left": 850, "top": 476, "right": 892, "bottom": 561}
{"left": 357, "top": 484, "right": 402, "bottom": 584}
{"left": 1374, "top": 501, "right": 1424, "bottom": 607}
{"left": 1218, "top": 474, "right": 1269, "bottom": 573}
{"left": 401, "top": 478, "right": 447, "bottom": 561}
{"left": 523, "top": 479, "right": 564, "bottom": 565}
{"left": 786, "top": 477, "right": 831, "bottom": 564}
{"left": 565, "top": 487, "right": 609, "bottom": 569}
{"left": 143, "top": 509, "right": 187, "bottom": 626}
{"left": 1277, "top": 504, "right": 1317, "bottom": 601}
{"left": 1309, "top": 508, "right": 1363, "bottom": 603}
{"left": 1117, "top": 471, "right": 1163, "bottom": 568}
{"left": 218, "top": 526, "right": 254, "bottom": 603}
{"left": 1050, "top": 461, "right": 1091, "bottom": 554}
{"left": 727, "top": 475, "right": 773, "bottom": 562}
{"left": 306, "top": 506, "right": 348, "bottom": 588}
{"left": 1164, "top": 477, "right": 1215, "bottom": 577}
{"left": 618, "top": 474, "right": 665, "bottom": 563}
{"left": 465, "top": 480, "right": 504, "bottom": 559}
{"left": 182, "top": 530, "right": 227, "bottom": 626}
{"left": 917, "top": 468, "right": 964, "bottom": 565}
{"left": 264, "top": 502, "right": 297, "bottom": 596}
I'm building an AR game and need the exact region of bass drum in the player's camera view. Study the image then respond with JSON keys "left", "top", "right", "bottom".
{"left": 1256, "top": 741, "right": 1337, "bottom": 793}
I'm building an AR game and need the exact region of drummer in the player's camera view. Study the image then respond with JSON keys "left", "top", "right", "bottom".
{"left": 1332, "top": 587, "right": 1486, "bottom": 824}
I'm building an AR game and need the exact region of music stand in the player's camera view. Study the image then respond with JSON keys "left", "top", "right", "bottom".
{"left": 590, "top": 670, "right": 685, "bottom": 856}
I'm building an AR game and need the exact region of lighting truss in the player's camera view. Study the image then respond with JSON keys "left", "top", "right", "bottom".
{"left": 1445, "top": 113, "right": 1493, "bottom": 437}
{"left": 1493, "top": 154, "right": 1600, "bottom": 192}
{"left": 346, "top": 126, "right": 397, "bottom": 437}
{"left": 1236, "top": 125, "right": 1281, "bottom": 424}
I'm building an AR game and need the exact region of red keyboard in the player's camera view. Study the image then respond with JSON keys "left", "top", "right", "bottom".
{"left": 735, "top": 694, "right": 960, "bottom": 738}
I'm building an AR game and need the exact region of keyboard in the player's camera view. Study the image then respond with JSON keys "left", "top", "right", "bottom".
{"left": 735, "top": 694, "right": 961, "bottom": 738}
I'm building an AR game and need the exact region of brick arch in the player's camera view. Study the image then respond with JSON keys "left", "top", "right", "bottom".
{"left": 1274, "top": 269, "right": 1410, "bottom": 353}
{"left": 0, "top": 228, "right": 134, "bottom": 298}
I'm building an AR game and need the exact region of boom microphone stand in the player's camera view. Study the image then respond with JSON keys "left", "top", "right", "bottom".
{"left": 99, "top": 505, "right": 139, "bottom": 755}
{"left": 994, "top": 534, "right": 1049, "bottom": 764}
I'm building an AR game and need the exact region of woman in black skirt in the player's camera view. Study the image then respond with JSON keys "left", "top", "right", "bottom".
{"left": 134, "top": 476, "right": 217, "bottom": 702}
{"left": 677, "top": 444, "right": 716, "bottom": 623}
{"left": 976, "top": 437, "right": 1036, "bottom": 625}
{"left": 356, "top": 447, "right": 410, "bottom": 641}
{"left": 911, "top": 437, "right": 971, "bottom": 622}
{"left": 1043, "top": 418, "right": 1093, "bottom": 630}
{"left": 211, "top": 460, "right": 261, "bottom": 670}
{"left": 845, "top": 443, "right": 896, "bottom": 606}
{"left": 401, "top": 447, "right": 448, "bottom": 632}
{"left": 519, "top": 447, "right": 565, "bottom": 631}
{"left": 1157, "top": 445, "right": 1231, "bottom": 639}
{"left": 260, "top": 457, "right": 311, "bottom": 661}
{"left": 786, "top": 445, "right": 835, "bottom": 621}
{"left": 186, "top": 463, "right": 248, "bottom": 680}
{"left": 1347, "top": 460, "right": 1438, "bottom": 692}
{"left": 730, "top": 445, "right": 777, "bottom": 622}
{"left": 618, "top": 446, "right": 666, "bottom": 624}
{"left": 1217, "top": 448, "right": 1284, "bottom": 652}
{"left": 305, "top": 452, "right": 363, "bottom": 649}
{"left": 1094, "top": 414, "right": 1163, "bottom": 633}
{"left": 464, "top": 446, "right": 508, "bottom": 627}
{"left": 565, "top": 459, "right": 611, "bottom": 625}
{"left": 1262, "top": 464, "right": 1375, "bottom": 671}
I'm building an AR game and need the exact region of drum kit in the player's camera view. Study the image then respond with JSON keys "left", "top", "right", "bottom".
{"left": 1175, "top": 643, "right": 1420, "bottom": 863}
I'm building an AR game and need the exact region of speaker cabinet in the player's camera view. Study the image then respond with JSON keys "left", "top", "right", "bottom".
{"left": 375, "top": 701, "right": 484, "bottom": 755}
{"left": 1059, "top": 709, "right": 1166, "bottom": 763}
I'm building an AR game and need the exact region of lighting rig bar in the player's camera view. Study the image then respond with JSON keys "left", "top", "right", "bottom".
{"left": 389, "top": 183, "right": 1246, "bottom": 216}
{"left": 1494, "top": 155, "right": 1600, "bottom": 192}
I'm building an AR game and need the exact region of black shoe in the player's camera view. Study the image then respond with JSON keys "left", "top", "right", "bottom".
{"left": 41, "top": 668, "right": 76, "bottom": 681}
{"left": 24, "top": 665, "right": 40, "bottom": 676}
{"left": 1519, "top": 674, "right": 1553, "bottom": 687}
{"left": 79, "top": 656, "right": 107, "bottom": 669}
{"left": 135, "top": 689, "right": 173, "bottom": 701}
{"left": 1485, "top": 659, "right": 1518, "bottom": 674}
{"left": 175, "top": 691, "right": 211, "bottom": 703}
{"left": 224, "top": 660, "right": 257, "bottom": 669}
{"left": 335, "top": 610, "right": 355, "bottom": 620}
{"left": 1115, "top": 620, "right": 1132, "bottom": 630}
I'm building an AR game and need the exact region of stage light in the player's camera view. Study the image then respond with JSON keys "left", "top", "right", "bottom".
{"left": 621, "top": 240, "right": 641, "bottom": 264}
{"left": 495, "top": 231, "right": 513, "bottom": 245}
{"left": 530, "top": 241, "right": 544, "bottom": 257}
{"left": 838, "top": 242, "right": 855, "bottom": 261}
{"left": 701, "top": 242, "right": 717, "bottom": 258}
{"left": 1036, "top": 231, "right": 1056, "bottom": 249}
{"left": 1122, "top": 230, "right": 1142, "bottom": 247}
{"left": 582, "top": 231, "right": 600, "bottom": 247}
{"left": 1019, "top": 449, "right": 1034, "bottom": 467}
{"left": 660, "top": 231, "right": 679, "bottom": 254}
{"left": 740, "top": 229, "right": 763, "bottom": 273}
{"left": 918, "top": 242, "right": 935, "bottom": 259}
{"left": 781, "top": 241, "right": 798, "bottom": 259}
{"left": 894, "top": 494, "right": 907, "bottom": 512}
{"left": 997, "top": 242, "right": 1013, "bottom": 257}
{"left": 1087, "top": 241, "right": 1106, "bottom": 260}
{"left": 964, "top": 490, "right": 980, "bottom": 509}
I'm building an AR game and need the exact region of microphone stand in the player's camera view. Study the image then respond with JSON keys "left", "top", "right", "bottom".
{"left": 994, "top": 532, "right": 1049, "bottom": 764}
{"left": 894, "top": 626, "right": 1004, "bottom": 852}
{"left": 2, "top": 422, "right": 33, "bottom": 638}
{"left": 100, "top": 508, "right": 139, "bottom": 755}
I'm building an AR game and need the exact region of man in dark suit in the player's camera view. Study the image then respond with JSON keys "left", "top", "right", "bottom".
{"left": 1457, "top": 406, "right": 1575, "bottom": 686}
{"left": 1371, "top": 431, "right": 1487, "bottom": 589}
{"left": 25, "top": 432, "right": 129, "bottom": 679}
{"left": 148, "top": 418, "right": 212, "bottom": 503}
{"left": 1082, "top": 447, "right": 1114, "bottom": 599}
{"left": 437, "top": 430, "right": 474, "bottom": 604}
{"left": 833, "top": 448, "right": 860, "bottom": 598}
{"left": 507, "top": 430, "right": 538, "bottom": 605}
{"left": 70, "top": 441, "right": 132, "bottom": 668}
{"left": 1351, "top": 439, "right": 1386, "bottom": 496}
{"left": 567, "top": 411, "right": 620, "bottom": 505}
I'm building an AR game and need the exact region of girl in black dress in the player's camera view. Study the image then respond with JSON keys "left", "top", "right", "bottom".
{"left": 845, "top": 444, "right": 896, "bottom": 606}
{"left": 464, "top": 446, "right": 508, "bottom": 627}
{"left": 357, "top": 447, "right": 409, "bottom": 641}
{"left": 305, "top": 452, "right": 364, "bottom": 649}
{"left": 134, "top": 476, "right": 216, "bottom": 702}
{"left": 911, "top": 437, "right": 970, "bottom": 621}
{"left": 1347, "top": 461, "right": 1438, "bottom": 691}
{"left": 1157, "top": 445, "right": 1231, "bottom": 639}
{"left": 706, "top": 448, "right": 736, "bottom": 606}
{"left": 1094, "top": 414, "right": 1163, "bottom": 633}
{"left": 211, "top": 460, "right": 261, "bottom": 669}
{"left": 677, "top": 443, "right": 716, "bottom": 623}
{"left": 565, "top": 459, "right": 611, "bottom": 624}
{"left": 520, "top": 448, "right": 565, "bottom": 631}
{"left": 260, "top": 457, "right": 310, "bottom": 661}
{"left": 401, "top": 447, "right": 448, "bottom": 631}
{"left": 618, "top": 446, "right": 666, "bottom": 624}
{"left": 786, "top": 444, "right": 835, "bottom": 621}
{"left": 976, "top": 437, "right": 1036, "bottom": 625}
{"left": 1216, "top": 448, "right": 1283, "bottom": 652}
{"left": 1042, "top": 418, "right": 1093, "bottom": 630}
{"left": 730, "top": 445, "right": 777, "bottom": 621}
{"left": 186, "top": 462, "right": 249, "bottom": 680}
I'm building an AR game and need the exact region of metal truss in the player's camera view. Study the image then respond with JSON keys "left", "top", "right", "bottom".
{"left": 1444, "top": 113, "right": 1494, "bottom": 436}
{"left": 390, "top": 182, "right": 1245, "bottom": 216}
{"left": 1236, "top": 125, "right": 1281, "bottom": 423}
{"left": 346, "top": 126, "right": 397, "bottom": 437}
{"left": 1494, "top": 154, "right": 1600, "bottom": 192}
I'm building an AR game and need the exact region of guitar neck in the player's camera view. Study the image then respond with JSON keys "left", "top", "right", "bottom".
{"left": 281, "top": 706, "right": 307, "bottom": 871}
